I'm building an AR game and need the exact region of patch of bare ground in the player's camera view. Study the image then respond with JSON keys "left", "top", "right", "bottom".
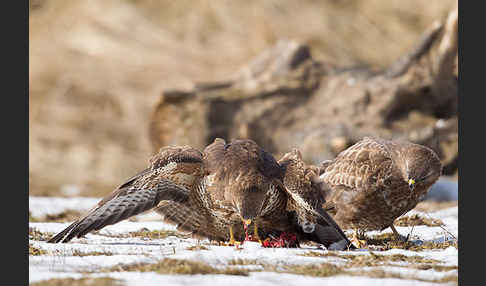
{"left": 70, "top": 249, "right": 114, "bottom": 257}
{"left": 103, "top": 228, "right": 190, "bottom": 240}
{"left": 365, "top": 232, "right": 458, "bottom": 251}
{"left": 30, "top": 210, "right": 84, "bottom": 223}
{"left": 228, "top": 259, "right": 261, "bottom": 266}
{"left": 30, "top": 277, "right": 123, "bottom": 286}
{"left": 29, "top": 227, "right": 54, "bottom": 241}
{"left": 395, "top": 214, "right": 444, "bottom": 227}
{"left": 279, "top": 262, "right": 457, "bottom": 284}
{"left": 356, "top": 269, "right": 458, "bottom": 285}
{"left": 29, "top": 244, "right": 48, "bottom": 256}
{"left": 301, "top": 251, "right": 444, "bottom": 267}
{"left": 282, "top": 263, "right": 344, "bottom": 277}
{"left": 106, "top": 258, "right": 249, "bottom": 276}
{"left": 185, "top": 245, "right": 209, "bottom": 251}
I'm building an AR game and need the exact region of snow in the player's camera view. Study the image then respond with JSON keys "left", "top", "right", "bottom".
{"left": 29, "top": 196, "right": 458, "bottom": 285}
{"left": 29, "top": 196, "right": 100, "bottom": 218}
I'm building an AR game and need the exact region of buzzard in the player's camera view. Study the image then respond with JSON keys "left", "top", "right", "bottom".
{"left": 276, "top": 148, "right": 353, "bottom": 250}
{"left": 318, "top": 136, "right": 442, "bottom": 245}
{"left": 48, "top": 138, "right": 352, "bottom": 250}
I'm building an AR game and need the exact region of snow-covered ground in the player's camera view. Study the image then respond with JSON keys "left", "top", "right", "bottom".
{"left": 29, "top": 195, "right": 458, "bottom": 285}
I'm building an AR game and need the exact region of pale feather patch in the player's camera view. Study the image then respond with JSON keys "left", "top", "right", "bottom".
{"left": 206, "top": 173, "right": 217, "bottom": 187}
{"left": 195, "top": 178, "right": 212, "bottom": 210}
{"left": 158, "top": 161, "right": 177, "bottom": 175}
{"left": 284, "top": 185, "right": 319, "bottom": 220}
{"left": 261, "top": 184, "right": 280, "bottom": 216}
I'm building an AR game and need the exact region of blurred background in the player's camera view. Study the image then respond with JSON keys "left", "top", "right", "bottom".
{"left": 29, "top": 0, "right": 457, "bottom": 198}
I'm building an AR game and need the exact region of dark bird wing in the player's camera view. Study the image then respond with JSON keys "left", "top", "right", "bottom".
{"left": 48, "top": 146, "right": 205, "bottom": 243}
{"left": 278, "top": 149, "right": 354, "bottom": 250}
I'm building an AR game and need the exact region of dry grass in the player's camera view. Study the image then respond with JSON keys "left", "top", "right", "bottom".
{"left": 395, "top": 214, "right": 444, "bottom": 227}
{"left": 228, "top": 259, "right": 260, "bottom": 265}
{"left": 301, "top": 251, "right": 442, "bottom": 267}
{"left": 29, "top": 227, "right": 54, "bottom": 241}
{"left": 30, "top": 277, "right": 123, "bottom": 286}
{"left": 107, "top": 258, "right": 249, "bottom": 276}
{"left": 186, "top": 245, "right": 209, "bottom": 251}
{"left": 279, "top": 261, "right": 457, "bottom": 284}
{"left": 71, "top": 249, "right": 114, "bottom": 257}
{"left": 89, "top": 228, "right": 190, "bottom": 241}
{"left": 30, "top": 210, "right": 84, "bottom": 223}
{"left": 283, "top": 263, "right": 344, "bottom": 277}
{"left": 414, "top": 201, "right": 458, "bottom": 212}
{"left": 29, "top": 244, "right": 48, "bottom": 256}
{"left": 29, "top": 0, "right": 456, "bottom": 197}
{"left": 356, "top": 269, "right": 458, "bottom": 285}
{"left": 126, "top": 229, "right": 189, "bottom": 239}
{"left": 365, "top": 232, "right": 458, "bottom": 251}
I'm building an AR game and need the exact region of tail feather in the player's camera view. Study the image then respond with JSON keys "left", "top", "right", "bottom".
{"left": 47, "top": 221, "right": 79, "bottom": 243}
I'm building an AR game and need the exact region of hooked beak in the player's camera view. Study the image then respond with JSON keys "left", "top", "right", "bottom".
{"left": 408, "top": 178, "right": 415, "bottom": 191}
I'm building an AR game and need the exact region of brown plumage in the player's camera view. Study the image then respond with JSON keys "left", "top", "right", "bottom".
{"left": 48, "top": 145, "right": 213, "bottom": 243}
{"left": 199, "top": 138, "right": 284, "bottom": 242}
{"left": 48, "top": 138, "right": 352, "bottom": 250}
{"left": 276, "top": 149, "right": 353, "bottom": 250}
{"left": 318, "top": 136, "right": 442, "bottom": 235}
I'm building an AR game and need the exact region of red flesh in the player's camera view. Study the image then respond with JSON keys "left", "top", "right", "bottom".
{"left": 261, "top": 232, "right": 298, "bottom": 248}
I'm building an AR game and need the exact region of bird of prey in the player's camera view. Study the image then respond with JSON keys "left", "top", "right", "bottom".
{"left": 275, "top": 148, "right": 353, "bottom": 250}
{"left": 48, "top": 138, "right": 353, "bottom": 250}
{"left": 318, "top": 136, "right": 442, "bottom": 246}
{"left": 202, "top": 139, "right": 353, "bottom": 249}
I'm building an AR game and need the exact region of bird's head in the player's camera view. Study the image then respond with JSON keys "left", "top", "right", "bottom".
{"left": 231, "top": 184, "right": 269, "bottom": 224}
{"left": 400, "top": 144, "right": 442, "bottom": 192}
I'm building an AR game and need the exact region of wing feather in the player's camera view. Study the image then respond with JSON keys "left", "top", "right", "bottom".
{"left": 48, "top": 146, "right": 204, "bottom": 243}
{"left": 277, "top": 149, "right": 353, "bottom": 250}
{"left": 48, "top": 179, "right": 191, "bottom": 243}
{"left": 320, "top": 137, "right": 392, "bottom": 192}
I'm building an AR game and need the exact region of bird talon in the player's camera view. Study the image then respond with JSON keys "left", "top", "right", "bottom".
{"left": 220, "top": 239, "right": 243, "bottom": 247}
{"left": 229, "top": 239, "right": 241, "bottom": 246}
{"left": 351, "top": 237, "right": 367, "bottom": 248}
{"left": 352, "top": 230, "right": 367, "bottom": 248}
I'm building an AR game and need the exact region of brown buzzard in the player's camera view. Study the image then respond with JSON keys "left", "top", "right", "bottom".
{"left": 48, "top": 138, "right": 353, "bottom": 250}
{"left": 318, "top": 136, "right": 442, "bottom": 243}
{"left": 276, "top": 148, "right": 353, "bottom": 250}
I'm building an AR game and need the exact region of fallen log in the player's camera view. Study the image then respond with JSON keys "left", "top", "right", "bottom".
{"left": 149, "top": 7, "right": 458, "bottom": 175}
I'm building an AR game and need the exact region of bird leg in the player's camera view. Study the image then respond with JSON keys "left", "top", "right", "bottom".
{"left": 351, "top": 229, "right": 367, "bottom": 248}
{"left": 242, "top": 219, "right": 252, "bottom": 242}
{"left": 220, "top": 226, "right": 241, "bottom": 246}
{"left": 390, "top": 224, "right": 409, "bottom": 241}
{"left": 252, "top": 222, "right": 262, "bottom": 243}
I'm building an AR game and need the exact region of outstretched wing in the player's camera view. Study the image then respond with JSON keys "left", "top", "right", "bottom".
{"left": 48, "top": 145, "right": 205, "bottom": 243}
